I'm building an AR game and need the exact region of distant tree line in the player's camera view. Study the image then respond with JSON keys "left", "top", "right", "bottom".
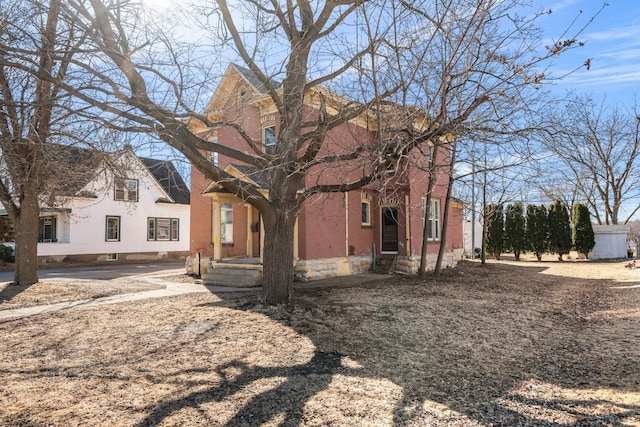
{"left": 484, "top": 201, "right": 595, "bottom": 261}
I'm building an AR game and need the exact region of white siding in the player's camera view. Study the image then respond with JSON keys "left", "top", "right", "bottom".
{"left": 37, "top": 154, "right": 190, "bottom": 258}
{"left": 588, "top": 225, "right": 630, "bottom": 260}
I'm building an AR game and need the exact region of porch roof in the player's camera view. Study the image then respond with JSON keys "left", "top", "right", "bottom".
{"left": 203, "top": 164, "right": 269, "bottom": 196}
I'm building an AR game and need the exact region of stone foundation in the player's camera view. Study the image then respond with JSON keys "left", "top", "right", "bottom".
{"left": 186, "top": 248, "right": 464, "bottom": 282}
{"left": 295, "top": 255, "right": 373, "bottom": 282}
{"left": 387, "top": 248, "right": 464, "bottom": 275}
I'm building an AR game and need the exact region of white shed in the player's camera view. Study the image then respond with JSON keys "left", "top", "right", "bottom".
{"left": 588, "top": 224, "right": 630, "bottom": 260}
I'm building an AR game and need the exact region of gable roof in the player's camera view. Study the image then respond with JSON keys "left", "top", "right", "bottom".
{"left": 204, "top": 64, "right": 283, "bottom": 115}
{"left": 139, "top": 157, "right": 191, "bottom": 205}
{"left": 232, "top": 64, "right": 282, "bottom": 94}
{"left": 44, "top": 144, "right": 189, "bottom": 205}
{"left": 44, "top": 144, "right": 107, "bottom": 197}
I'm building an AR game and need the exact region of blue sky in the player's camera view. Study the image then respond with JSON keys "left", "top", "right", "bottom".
{"left": 535, "top": 0, "right": 640, "bottom": 106}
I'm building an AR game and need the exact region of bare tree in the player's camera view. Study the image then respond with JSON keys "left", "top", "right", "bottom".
{"left": 55, "top": 0, "right": 416, "bottom": 304}
{"left": 42, "top": 0, "right": 600, "bottom": 304}
{"left": 543, "top": 96, "right": 640, "bottom": 225}
{"left": 394, "top": 0, "right": 602, "bottom": 273}
{"left": 0, "top": 0, "right": 133, "bottom": 286}
{"left": 0, "top": 0, "right": 91, "bottom": 285}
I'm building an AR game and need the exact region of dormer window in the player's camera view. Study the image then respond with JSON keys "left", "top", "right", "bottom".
{"left": 114, "top": 178, "right": 138, "bottom": 202}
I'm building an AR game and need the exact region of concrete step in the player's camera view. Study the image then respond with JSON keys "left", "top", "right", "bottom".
{"left": 202, "top": 266, "right": 262, "bottom": 287}
{"left": 372, "top": 255, "right": 396, "bottom": 274}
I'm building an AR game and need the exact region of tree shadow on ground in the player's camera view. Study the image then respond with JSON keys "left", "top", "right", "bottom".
{"left": 136, "top": 351, "right": 354, "bottom": 427}
{"left": 0, "top": 281, "right": 30, "bottom": 305}
{"left": 142, "top": 260, "right": 640, "bottom": 425}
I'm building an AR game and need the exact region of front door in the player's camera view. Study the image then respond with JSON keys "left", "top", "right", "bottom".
{"left": 381, "top": 207, "right": 399, "bottom": 252}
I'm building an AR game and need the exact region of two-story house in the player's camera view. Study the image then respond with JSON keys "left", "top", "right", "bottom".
{"left": 188, "top": 64, "right": 463, "bottom": 282}
{"left": 4, "top": 146, "right": 191, "bottom": 265}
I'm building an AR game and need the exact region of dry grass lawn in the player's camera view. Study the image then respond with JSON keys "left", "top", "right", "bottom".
{"left": 0, "top": 257, "right": 639, "bottom": 426}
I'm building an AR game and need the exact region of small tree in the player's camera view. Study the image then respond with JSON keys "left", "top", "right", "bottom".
{"left": 526, "top": 204, "right": 548, "bottom": 261}
{"left": 572, "top": 203, "right": 595, "bottom": 258}
{"left": 548, "top": 200, "right": 572, "bottom": 261}
{"left": 485, "top": 204, "right": 505, "bottom": 260}
{"left": 505, "top": 202, "right": 526, "bottom": 261}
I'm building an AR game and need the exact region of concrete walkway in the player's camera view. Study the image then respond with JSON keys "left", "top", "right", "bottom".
{"left": 0, "top": 272, "right": 392, "bottom": 321}
{"left": 0, "top": 273, "right": 258, "bottom": 322}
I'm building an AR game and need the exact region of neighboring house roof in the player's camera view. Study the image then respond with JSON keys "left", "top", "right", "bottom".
{"left": 139, "top": 157, "right": 191, "bottom": 205}
{"left": 44, "top": 144, "right": 190, "bottom": 205}
{"left": 46, "top": 144, "right": 105, "bottom": 197}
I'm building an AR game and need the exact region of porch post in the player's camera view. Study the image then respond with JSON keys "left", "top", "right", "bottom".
{"left": 212, "top": 199, "right": 222, "bottom": 261}
{"left": 246, "top": 205, "right": 254, "bottom": 257}
{"left": 260, "top": 216, "right": 264, "bottom": 263}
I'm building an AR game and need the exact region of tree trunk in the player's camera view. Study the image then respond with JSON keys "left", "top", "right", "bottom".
{"left": 435, "top": 142, "right": 457, "bottom": 275}
{"left": 419, "top": 145, "right": 439, "bottom": 276}
{"left": 261, "top": 209, "right": 297, "bottom": 305}
{"left": 12, "top": 196, "right": 40, "bottom": 286}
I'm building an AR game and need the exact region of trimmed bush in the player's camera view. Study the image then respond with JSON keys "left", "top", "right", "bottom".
{"left": 572, "top": 203, "right": 595, "bottom": 258}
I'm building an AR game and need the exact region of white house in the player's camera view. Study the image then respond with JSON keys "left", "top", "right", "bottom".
{"left": 27, "top": 148, "right": 190, "bottom": 265}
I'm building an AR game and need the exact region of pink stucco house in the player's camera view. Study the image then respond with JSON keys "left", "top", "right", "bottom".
{"left": 187, "top": 64, "right": 463, "bottom": 283}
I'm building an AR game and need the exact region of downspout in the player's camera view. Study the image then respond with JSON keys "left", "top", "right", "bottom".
{"left": 405, "top": 194, "right": 411, "bottom": 257}
{"left": 345, "top": 193, "right": 349, "bottom": 257}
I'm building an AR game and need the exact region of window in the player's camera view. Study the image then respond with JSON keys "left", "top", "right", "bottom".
{"left": 221, "top": 203, "right": 233, "bottom": 243}
{"left": 171, "top": 219, "right": 179, "bottom": 240}
{"left": 263, "top": 125, "right": 276, "bottom": 153}
{"left": 422, "top": 198, "right": 441, "bottom": 241}
{"left": 385, "top": 147, "right": 399, "bottom": 174}
{"left": 114, "top": 178, "right": 138, "bottom": 201}
{"left": 147, "top": 218, "right": 156, "bottom": 240}
{"left": 238, "top": 88, "right": 247, "bottom": 108}
{"left": 106, "top": 253, "right": 118, "bottom": 261}
{"left": 38, "top": 216, "right": 57, "bottom": 242}
{"left": 106, "top": 216, "right": 121, "bottom": 241}
{"left": 147, "top": 217, "right": 180, "bottom": 241}
{"left": 361, "top": 199, "right": 371, "bottom": 226}
{"left": 209, "top": 138, "right": 219, "bottom": 166}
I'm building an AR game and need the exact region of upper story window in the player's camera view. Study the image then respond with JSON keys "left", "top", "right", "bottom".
{"left": 238, "top": 88, "right": 247, "bottom": 108}
{"left": 209, "top": 137, "right": 219, "bottom": 167}
{"left": 114, "top": 178, "right": 138, "bottom": 202}
{"left": 263, "top": 125, "right": 276, "bottom": 154}
{"left": 384, "top": 146, "right": 400, "bottom": 174}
